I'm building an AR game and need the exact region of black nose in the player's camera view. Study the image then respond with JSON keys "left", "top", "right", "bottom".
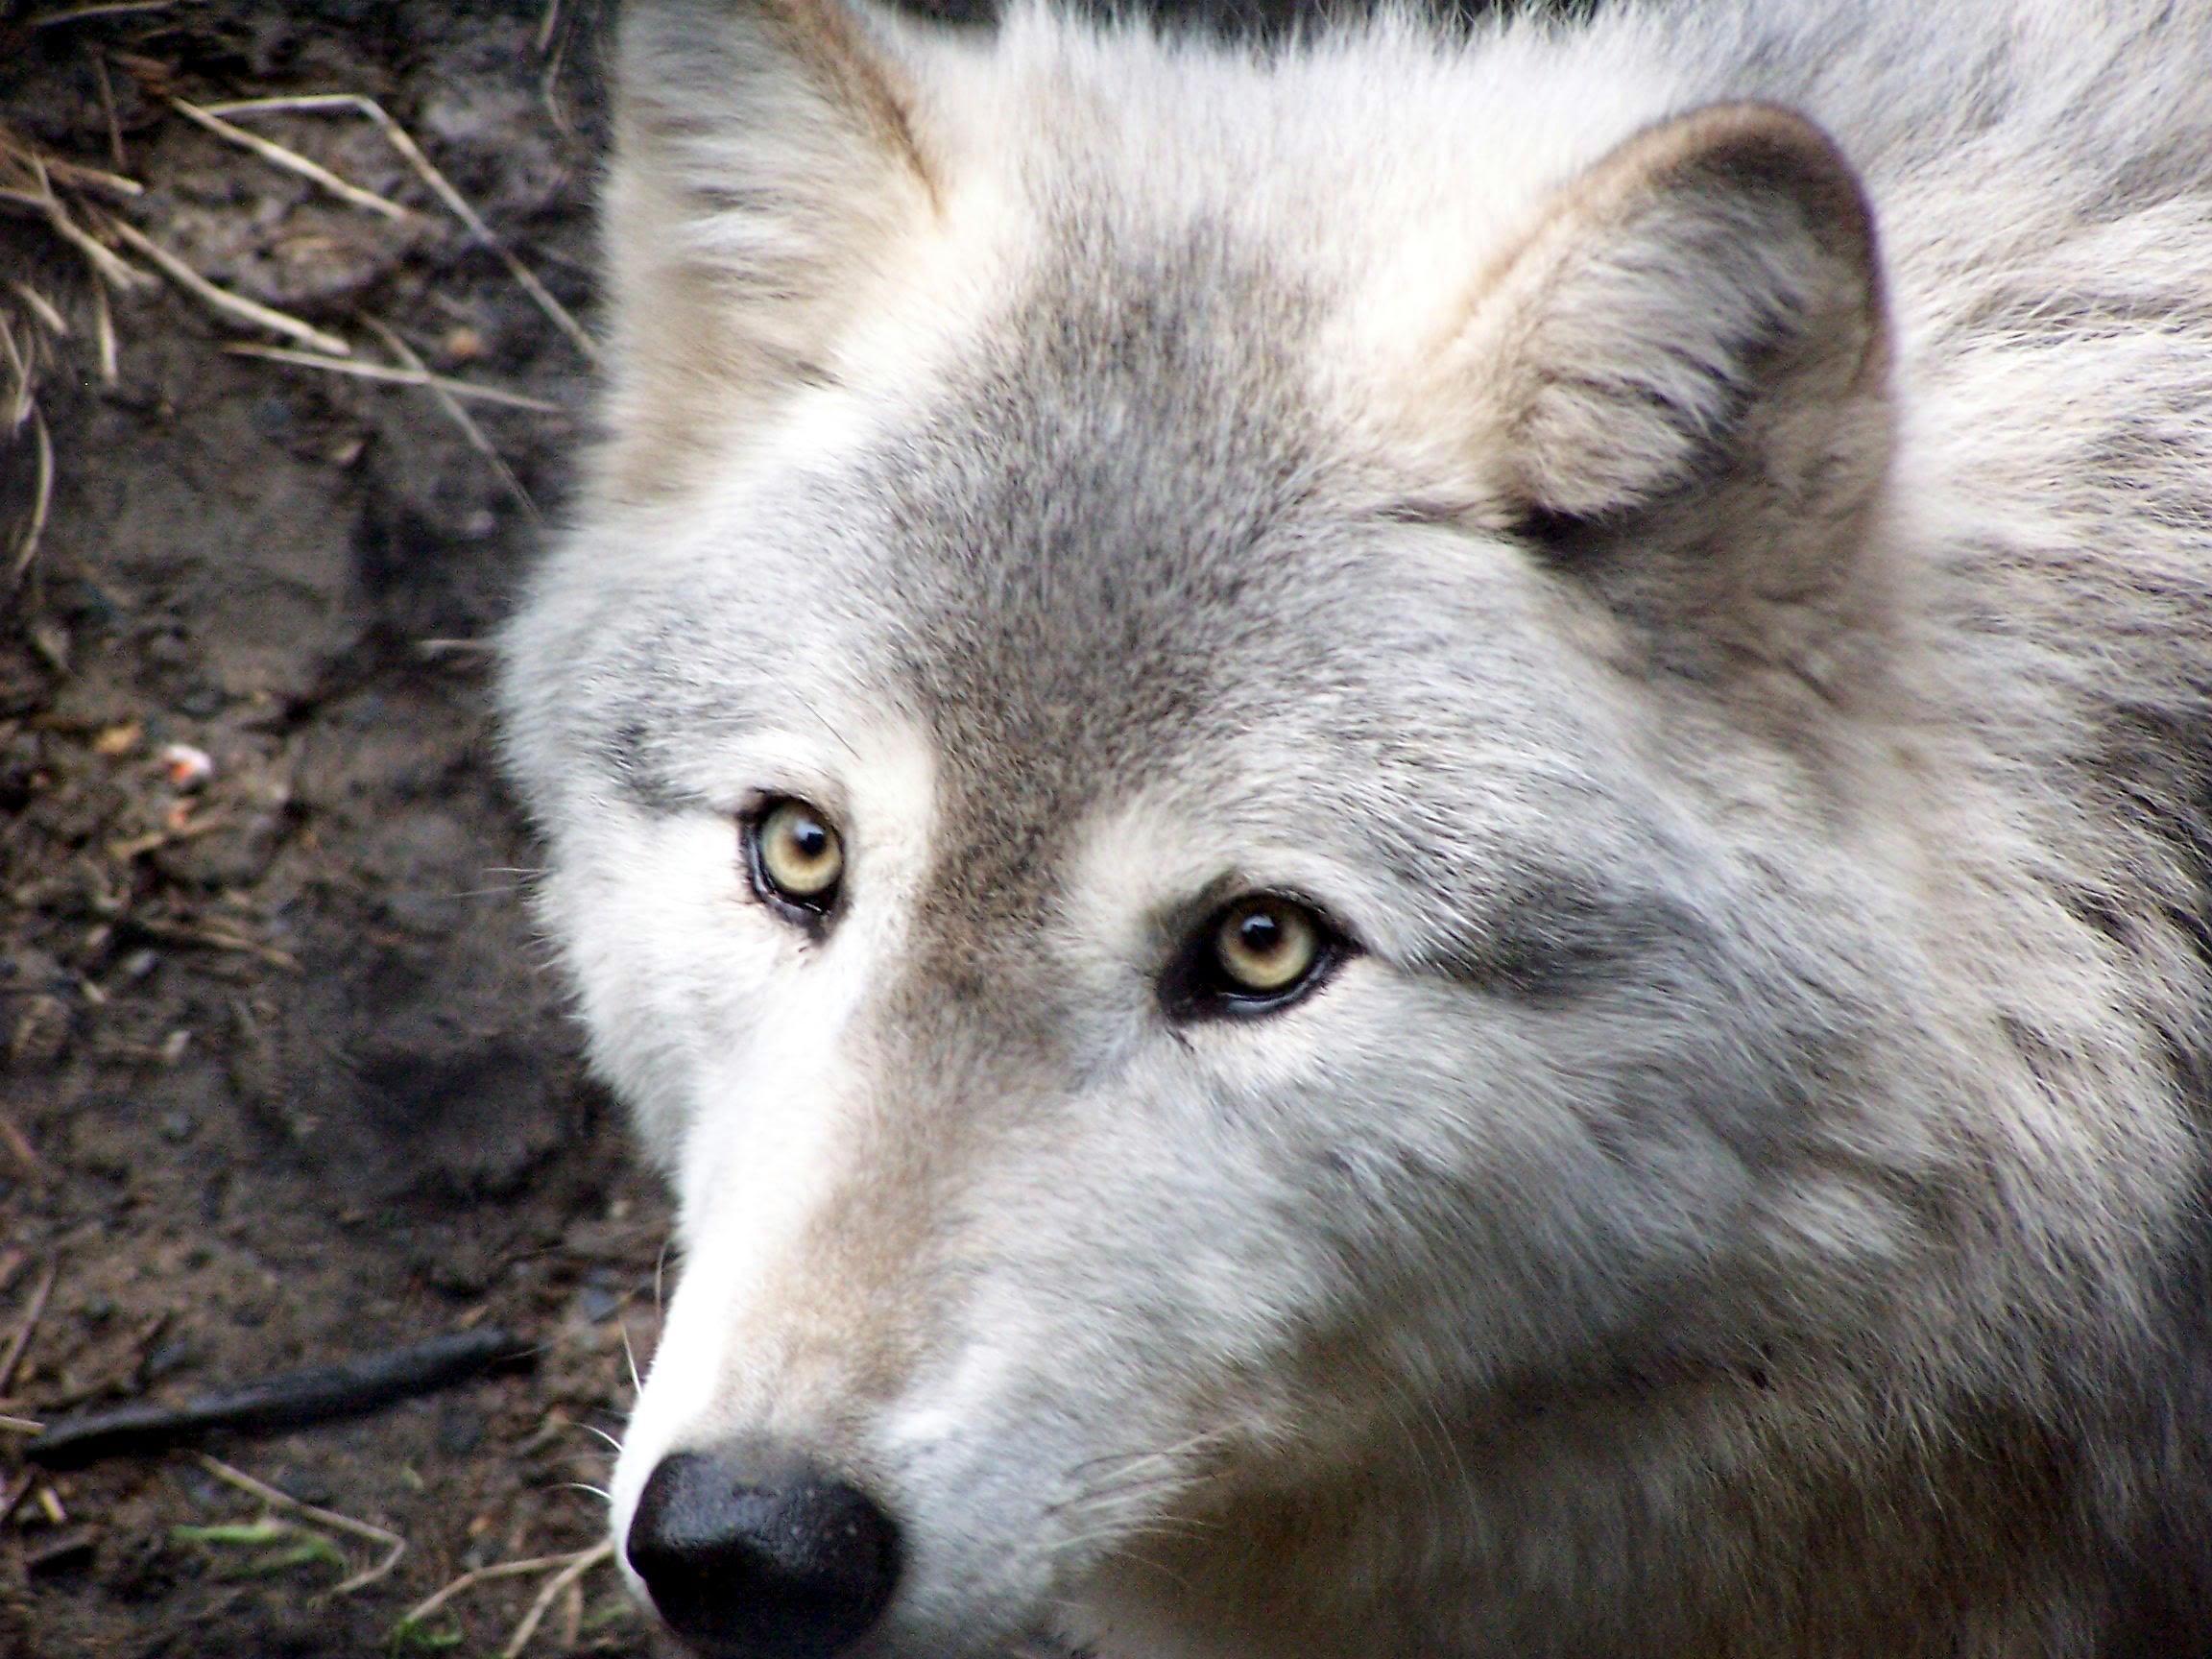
{"left": 627, "top": 1443, "right": 902, "bottom": 1659}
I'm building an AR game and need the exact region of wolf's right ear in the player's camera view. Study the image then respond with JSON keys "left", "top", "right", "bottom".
{"left": 601, "top": 0, "right": 942, "bottom": 496}
{"left": 1446, "top": 101, "right": 1888, "bottom": 534}
{"left": 1417, "top": 103, "right": 1892, "bottom": 690}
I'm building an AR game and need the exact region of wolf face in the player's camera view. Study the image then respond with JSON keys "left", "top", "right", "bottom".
{"left": 501, "top": 2, "right": 2212, "bottom": 1655}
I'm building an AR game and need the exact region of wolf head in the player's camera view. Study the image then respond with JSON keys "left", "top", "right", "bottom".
{"left": 496, "top": 3, "right": 1984, "bottom": 1654}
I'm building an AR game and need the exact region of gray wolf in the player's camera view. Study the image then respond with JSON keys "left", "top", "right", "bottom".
{"left": 497, "top": 0, "right": 2212, "bottom": 1651}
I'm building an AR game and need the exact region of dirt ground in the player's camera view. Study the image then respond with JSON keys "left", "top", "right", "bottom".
{"left": 0, "top": 3, "right": 678, "bottom": 1653}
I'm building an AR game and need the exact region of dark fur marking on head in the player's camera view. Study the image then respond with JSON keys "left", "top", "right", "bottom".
{"left": 1378, "top": 495, "right": 1483, "bottom": 527}
{"left": 598, "top": 714, "right": 698, "bottom": 816}
{"left": 1422, "top": 878, "right": 1717, "bottom": 1002}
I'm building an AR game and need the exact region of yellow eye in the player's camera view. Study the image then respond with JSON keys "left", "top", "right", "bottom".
{"left": 1213, "top": 898, "right": 1322, "bottom": 996}
{"left": 749, "top": 798, "right": 844, "bottom": 914}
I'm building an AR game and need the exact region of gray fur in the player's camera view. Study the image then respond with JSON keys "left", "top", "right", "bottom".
{"left": 500, "top": 0, "right": 2212, "bottom": 1652}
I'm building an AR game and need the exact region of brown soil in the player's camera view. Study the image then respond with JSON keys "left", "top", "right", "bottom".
{"left": 0, "top": 4, "right": 671, "bottom": 1654}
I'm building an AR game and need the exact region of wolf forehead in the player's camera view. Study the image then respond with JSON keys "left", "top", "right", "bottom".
{"left": 571, "top": 231, "right": 1624, "bottom": 858}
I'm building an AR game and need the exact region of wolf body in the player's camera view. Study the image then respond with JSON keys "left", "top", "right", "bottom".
{"left": 499, "top": 0, "right": 2212, "bottom": 1652}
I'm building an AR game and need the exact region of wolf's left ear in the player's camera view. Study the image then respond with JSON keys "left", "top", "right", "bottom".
{"left": 1453, "top": 103, "right": 1888, "bottom": 541}
{"left": 600, "top": 0, "right": 942, "bottom": 494}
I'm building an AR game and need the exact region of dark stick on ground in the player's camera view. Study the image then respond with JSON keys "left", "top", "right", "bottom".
{"left": 24, "top": 1327, "right": 534, "bottom": 1469}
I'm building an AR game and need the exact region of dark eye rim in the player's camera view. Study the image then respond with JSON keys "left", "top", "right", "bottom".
{"left": 740, "top": 795, "right": 844, "bottom": 930}
{"left": 1158, "top": 891, "right": 1353, "bottom": 1023}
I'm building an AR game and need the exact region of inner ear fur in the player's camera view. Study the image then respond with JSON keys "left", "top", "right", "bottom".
{"left": 1449, "top": 103, "right": 1895, "bottom": 693}
{"left": 1461, "top": 102, "right": 1889, "bottom": 532}
{"left": 600, "top": 0, "right": 941, "bottom": 496}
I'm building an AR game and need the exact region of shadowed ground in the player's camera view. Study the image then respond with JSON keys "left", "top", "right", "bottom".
{"left": 0, "top": 5, "right": 665, "bottom": 1653}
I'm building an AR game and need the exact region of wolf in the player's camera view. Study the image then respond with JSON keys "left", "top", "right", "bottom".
{"left": 497, "top": 0, "right": 2212, "bottom": 1652}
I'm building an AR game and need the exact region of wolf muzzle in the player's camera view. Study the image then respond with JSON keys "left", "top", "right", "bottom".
{"left": 627, "top": 1441, "right": 902, "bottom": 1658}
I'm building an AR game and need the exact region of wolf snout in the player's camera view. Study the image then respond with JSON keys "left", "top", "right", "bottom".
{"left": 626, "top": 1442, "right": 902, "bottom": 1659}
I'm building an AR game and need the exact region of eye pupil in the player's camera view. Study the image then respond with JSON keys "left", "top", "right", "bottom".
{"left": 1237, "top": 911, "right": 1284, "bottom": 956}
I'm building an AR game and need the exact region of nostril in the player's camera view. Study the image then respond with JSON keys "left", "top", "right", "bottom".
{"left": 627, "top": 1445, "right": 902, "bottom": 1659}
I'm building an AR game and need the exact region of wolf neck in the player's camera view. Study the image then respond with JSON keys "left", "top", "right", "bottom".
{"left": 1079, "top": 1357, "right": 2090, "bottom": 1659}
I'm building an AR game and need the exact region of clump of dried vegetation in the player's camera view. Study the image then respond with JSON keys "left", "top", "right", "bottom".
{"left": 1, "top": 0, "right": 593, "bottom": 607}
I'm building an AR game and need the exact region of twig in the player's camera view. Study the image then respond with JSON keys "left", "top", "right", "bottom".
{"left": 0, "top": 157, "right": 147, "bottom": 291}
{"left": 8, "top": 406, "right": 54, "bottom": 589}
{"left": 19, "top": 1310, "right": 164, "bottom": 1417}
{"left": 29, "top": 0, "right": 177, "bottom": 24}
{"left": 400, "top": 1551, "right": 583, "bottom": 1629}
{"left": 399, "top": 1539, "right": 612, "bottom": 1642}
{"left": 23, "top": 1525, "right": 95, "bottom": 1578}
{"left": 503, "top": 1540, "right": 615, "bottom": 1658}
{"left": 120, "top": 915, "right": 301, "bottom": 972}
{"left": 11, "top": 149, "right": 142, "bottom": 202}
{"left": 363, "top": 317, "right": 539, "bottom": 522}
{"left": 166, "top": 97, "right": 412, "bottom": 222}
{"left": 0, "top": 1414, "right": 44, "bottom": 1434}
{"left": 539, "top": 0, "right": 578, "bottom": 137}
{"left": 0, "top": 1472, "right": 34, "bottom": 1527}
{"left": 90, "top": 277, "right": 116, "bottom": 382}
{"left": 27, "top": 1326, "right": 531, "bottom": 1468}
{"left": 88, "top": 48, "right": 125, "bottom": 171}
{"left": 194, "top": 1455, "right": 408, "bottom": 1597}
{"left": 99, "top": 213, "right": 351, "bottom": 356}
{"left": 0, "top": 1109, "right": 43, "bottom": 1181}
{"left": 0, "top": 1259, "right": 59, "bottom": 1396}
{"left": 200, "top": 95, "right": 597, "bottom": 363}
{"left": 224, "top": 343, "right": 562, "bottom": 411}
{"left": 7, "top": 280, "right": 69, "bottom": 337}
{"left": 0, "top": 313, "right": 29, "bottom": 429}
{"left": 558, "top": 1575, "right": 585, "bottom": 1647}
{"left": 414, "top": 637, "right": 495, "bottom": 661}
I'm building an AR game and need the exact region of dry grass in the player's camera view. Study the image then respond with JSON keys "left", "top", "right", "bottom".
{"left": 192, "top": 1454, "right": 408, "bottom": 1598}
{"left": 27, "top": 3, "right": 180, "bottom": 26}
{"left": 97, "top": 211, "right": 353, "bottom": 355}
{"left": 164, "top": 94, "right": 413, "bottom": 222}
{"left": 397, "top": 1539, "right": 619, "bottom": 1657}
{"left": 0, "top": 124, "right": 128, "bottom": 589}
{"left": 0, "top": 11, "right": 595, "bottom": 601}
{"left": 199, "top": 92, "right": 598, "bottom": 365}
{"left": 365, "top": 314, "right": 543, "bottom": 523}
{"left": 222, "top": 343, "right": 562, "bottom": 411}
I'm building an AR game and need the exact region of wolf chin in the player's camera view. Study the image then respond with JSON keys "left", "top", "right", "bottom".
{"left": 499, "top": 0, "right": 2212, "bottom": 1652}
